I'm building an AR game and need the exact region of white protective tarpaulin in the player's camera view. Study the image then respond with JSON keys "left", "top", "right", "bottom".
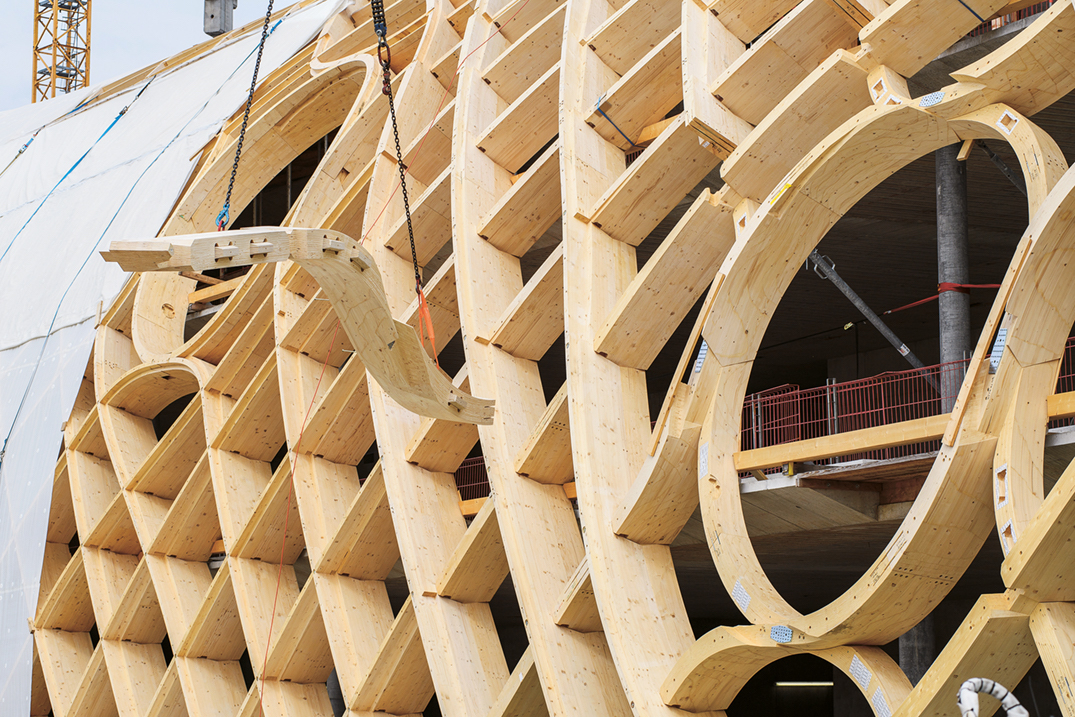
{"left": 0, "top": 2, "right": 344, "bottom": 711}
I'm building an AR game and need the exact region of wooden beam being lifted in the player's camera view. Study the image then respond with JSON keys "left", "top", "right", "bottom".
{"left": 406, "top": 367, "right": 480, "bottom": 473}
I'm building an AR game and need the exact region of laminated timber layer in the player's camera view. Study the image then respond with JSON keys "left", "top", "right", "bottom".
{"left": 28, "top": 1, "right": 1075, "bottom": 716}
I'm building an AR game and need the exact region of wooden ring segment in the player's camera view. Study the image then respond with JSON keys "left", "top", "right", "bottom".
{"left": 996, "top": 162, "right": 1075, "bottom": 602}
{"left": 695, "top": 100, "right": 1065, "bottom": 649}
{"left": 33, "top": 2, "right": 1075, "bottom": 716}
{"left": 661, "top": 623, "right": 911, "bottom": 712}
{"left": 102, "top": 227, "right": 495, "bottom": 425}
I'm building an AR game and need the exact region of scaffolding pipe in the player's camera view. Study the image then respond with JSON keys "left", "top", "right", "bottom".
{"left": 809, "top": 249, "right": 939, "bottom": 392}
{"left": 978, "top": 141, "right": 1028, "bottom": 197}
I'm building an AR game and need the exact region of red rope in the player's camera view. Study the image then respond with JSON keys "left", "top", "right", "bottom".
{"left": 258, "top": 318, "right": 341, "bottom": 717}
{"left": 417, "top": 287, "right": 439, "bottom": 367}
{"left": 883, "top": 283, "right": 1001, "bottom": 315}
{"left": 938, "top": 282, "right": 1001, "bottom": 293}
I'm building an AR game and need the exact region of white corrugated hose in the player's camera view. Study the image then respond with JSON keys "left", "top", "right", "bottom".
{"left": 957, "top": 678, "right": 1030, "bottom": 717}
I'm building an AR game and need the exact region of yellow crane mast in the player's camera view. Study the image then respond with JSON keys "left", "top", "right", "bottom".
{"left": 32, "top": 0, "right": 91, "bottom": 103}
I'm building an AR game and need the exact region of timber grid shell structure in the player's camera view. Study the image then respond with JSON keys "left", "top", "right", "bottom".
{"left": 27, "top": 0, "right": 1075, "bottom": 716}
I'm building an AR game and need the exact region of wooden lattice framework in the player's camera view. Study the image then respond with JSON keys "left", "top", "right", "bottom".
{"left": 28, "top": 1, "right": 1075, "bottom": 716}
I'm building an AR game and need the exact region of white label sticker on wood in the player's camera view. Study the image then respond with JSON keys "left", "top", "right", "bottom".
{"left": 732, "top": 578, "right": 751, "bottom": 611}
{"left": 850, "top": 655, "right": 872, "bottom": 690}
{"left": 699, "top": 442, "right": 709, "bottom": 477}
{"left": 693, "top": 340, "right": 708, "bottom": 374}
{"left": 990, "top": 327, "right": 1008, "bottom": 373}
{"left": 770, "top": 625, "right": 792, "bottom": 643}
{"left": 920, "top": 91, "right": 945, "bottom": 107}
{"left": 871, "top": 688, "right": 892, "bottom": 717}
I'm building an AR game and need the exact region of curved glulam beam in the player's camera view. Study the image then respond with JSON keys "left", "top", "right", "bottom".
{"left": 34, "top": 1, "right": 1075, "bottom": 715}
{"left": 696, "top": 99, "right": 1066, "bottom": 649}
{"left": 452, "top": 2, "right": 632, "bottom": 715}
{"left": 612, "top": 384, "right": 701, "bottom": 545}
{"left": 919, "top": 0, "right": 1075, "bottom": 121}
{"left": 558, "top": 0, "right": 718, "bottom": 712}
{"left": 720, "top": 48, "right": 873, "bottom": 204}
{"left": 98, "top": 360, "right": 211, "bottom": 488}
{"left": 593, "top": 187, "right": 735, "bottom": 370}
{"left": 611, "top": 274, "right": 724, "bottom": 547}
{"left": 946, "top": 103, "right": 1067, "bottom": 218}
{"left": 167, "top": 56, "right": 372, "bottom": 236}
{"left": 360, "top": 48, "right": 511, "bottom": 717}
{"left": 102, "top": 227, "right": 494, "bottom": 425}
{"left": 129, "top": 35, "right": 382, "bottom": 364}
{"left": 177, "top": 263, "right": 276, "bottom": 365}
{"left": 859, "top": 0, "right": 1011, "bottom": 78}
{"left": 933, "top": 104, "right": 1069, "bottom": 565}
{"left": 1029, "top": 601, "right": 1075, "bottom": 709}
{"left": 992, "top": 163, "right": 1075, "bottom": 590}
{"left": 892, "top": 591, "right": 1038, "bottom": 717}
{"left": 661, "top": 623, "right": 910, "bottom": 713}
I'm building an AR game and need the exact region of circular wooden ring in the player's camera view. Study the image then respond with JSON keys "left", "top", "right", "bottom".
{"left": 660, "top": 622, "right": 911, "bottom": 713}
{"left": 698, "top": 101, "right": 1066, "bottom": 647}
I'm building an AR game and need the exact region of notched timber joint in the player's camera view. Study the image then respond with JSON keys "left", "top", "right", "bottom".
{"left": 101, "top": 227, "right": 496, "bottom": 425}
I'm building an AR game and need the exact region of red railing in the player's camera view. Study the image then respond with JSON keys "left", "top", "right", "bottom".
{"left": 967, "top": 0, "right": 1056, "bottom": 38}
{"left": 1053, "top": 336, "right": 1075, "bottom": 432}
{"left": 1057, "top": 335, "right": 1075, "bottom": 395}
{"left": 740, "top": 336, "right": 1075, "bottom": 468}
{"left": 452, "top": 336, "right": 1075, "bottom": 497}
{"left": 739, "top": 360, "right": 968, "bottom": 465}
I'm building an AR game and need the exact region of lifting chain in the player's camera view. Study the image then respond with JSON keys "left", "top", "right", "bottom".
{"left": 217, "top": 0, "right": 277, "bottom": 230}
{"left": 373, "top": 0, "right": 423, "bottom": 297}
{"left": 372, "top": 0, "right": 438, "bottom": 363}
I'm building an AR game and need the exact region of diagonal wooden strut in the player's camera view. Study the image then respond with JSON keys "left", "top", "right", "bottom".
{"left": 102, "top": 227, "right": 495, "bottom": 425}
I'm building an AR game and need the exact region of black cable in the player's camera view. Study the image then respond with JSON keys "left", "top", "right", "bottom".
{"left": 373, "top": 0, "right": 423, "bottom": 295}
{"left": 0, "top": 77, "right": 156, "bottom": 469}
{"left": 217, "top": 0, "right": 277, "bottom": 229}
{"left": 0, "top": 13, "right": 284, "bottom": 474}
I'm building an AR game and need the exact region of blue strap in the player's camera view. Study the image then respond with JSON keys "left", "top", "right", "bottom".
{"left": 0, "top": 18, "right": 286, "bottom": 475}
{"left": 955, "top": 0, "right": 986, "bottom": 23}
{"left": 0, "top": 76, "right": 156, "bottom": 267}
{"left": 595, "top": 96, "right": 638, "bottom": 149}
{"left": 0, "top": 109, "right": 127, "bottom": 267}
{"left": 0, "top": 93, "right": 100, "bottom": 181}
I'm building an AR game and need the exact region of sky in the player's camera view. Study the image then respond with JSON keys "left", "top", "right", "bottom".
{"left": 0, "top": 0, "right": 302, "bottom": 113}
